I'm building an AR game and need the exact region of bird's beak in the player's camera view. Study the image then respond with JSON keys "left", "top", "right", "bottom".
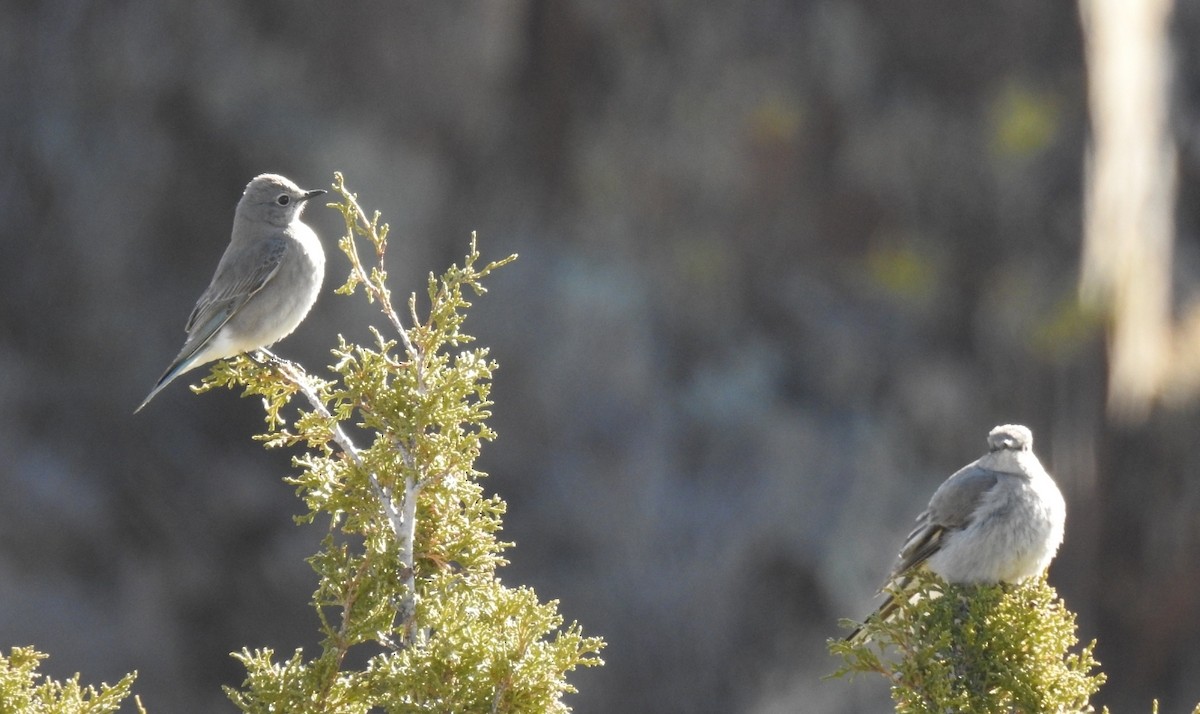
{"left": 302, "top": 189, "right": 327, "bottom": 201}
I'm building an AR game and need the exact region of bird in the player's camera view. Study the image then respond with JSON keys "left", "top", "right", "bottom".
{"left": 847, "top": 424, "right": 1066, "bottom": 641}
{"left": 136, "top": 174, "right": 326, "bottom": 412}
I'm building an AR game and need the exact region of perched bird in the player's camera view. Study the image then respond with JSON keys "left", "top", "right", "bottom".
{"left": 136, "top": 174, "right": 326, "bottom": 412}
{"left": 847, "top": 424, "right": 1066, "bottom": 641}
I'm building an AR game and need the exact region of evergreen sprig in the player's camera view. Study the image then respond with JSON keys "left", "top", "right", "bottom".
{"left": 201, "top": 173, "right": 603, "bottom": 713}
{"left": 0, "top": 647, "right": 140, "bottom": 714}
{"left": 829, "top": 570, "right": 1104, "bottom": 713}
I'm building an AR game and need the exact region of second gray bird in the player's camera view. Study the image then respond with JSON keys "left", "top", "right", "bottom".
{"left": 847, "top": 424, "right": 1066, "bottom": 641}
{"left": 136, "top": 173, "right": 326, "bottom": 412}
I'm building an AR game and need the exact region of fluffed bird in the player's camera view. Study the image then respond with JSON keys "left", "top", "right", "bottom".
{"left": 847, "top": 424, "right": 1066, "bottom": 641}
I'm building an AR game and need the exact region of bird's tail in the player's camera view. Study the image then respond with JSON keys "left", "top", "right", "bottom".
{"left": 845, "top": 593, "right": 899, "bottom": 643}
{"left": 844, "top": 571, "right": 943, "bottom": 643}
{"left": 845, "top": 570, "right": 918, "bottom": 642}
{"left": 134, "top": 351, "right": 201, "bottom": 413}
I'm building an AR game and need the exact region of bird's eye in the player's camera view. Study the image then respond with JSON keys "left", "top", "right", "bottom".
{"left": 276, "top": 194, "right": 291, "bottom": 206}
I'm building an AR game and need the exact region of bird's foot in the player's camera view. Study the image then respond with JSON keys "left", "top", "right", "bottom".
{"left": 251, "top": 349, "right": 303, "bottom": 381}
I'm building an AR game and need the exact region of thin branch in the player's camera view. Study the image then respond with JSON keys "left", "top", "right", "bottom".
{"left": 338, "top": 185, "right": 418, "bottom": 359}
{"left": 490, "top": 675, "right": 511, "bottom": 714}
{"left": 334, "top": 176, "right": 429, "bottom": 401}
{"left": 397, "top": 472, "right": 421, "bottom": 645}
{"left": 259, "top": 349, "right": 402, "bottom": 540}
{"left": 260, "top": 349, "right": 423, "bottom": 648}
{"left": 258, "top": 350, "right": 364, "bottom": 468}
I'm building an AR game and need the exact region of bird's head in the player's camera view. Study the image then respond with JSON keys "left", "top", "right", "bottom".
{"left": 986, "top": 424, "right": 1033, "bottom": 453}
{"left": 239, "top": 173, "right": 327, "bottom": 227}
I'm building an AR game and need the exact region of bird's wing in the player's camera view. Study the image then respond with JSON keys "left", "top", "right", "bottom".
{"left": 890, "top": 464, "right": 1001, "bottom": 578}
{"left": 853, "top": 462, "right": 1005, "bottom": 640}
{"left": 184, "top": 235, "right": 288, "bottom": 339}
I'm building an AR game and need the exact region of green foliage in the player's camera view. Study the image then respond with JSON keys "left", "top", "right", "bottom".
{"left": 0, "top": 646, "right": 139, "bottom": 714}
{"left": 829, "top": 570, "right": 1104, "bottom": 713}
{"left": 203, "top": 173, "right": 604, "bottom": 713}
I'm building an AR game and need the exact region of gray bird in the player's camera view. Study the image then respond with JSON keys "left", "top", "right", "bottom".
{"left": 847, "top": 424, "right": 1066, "bottom": 641}
{"left": 136, "top": 174, "right": 326, "bottom": 412}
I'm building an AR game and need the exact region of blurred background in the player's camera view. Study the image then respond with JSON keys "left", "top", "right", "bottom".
{"left": 3, "top": 1, "right": 1200, "bottom": 712}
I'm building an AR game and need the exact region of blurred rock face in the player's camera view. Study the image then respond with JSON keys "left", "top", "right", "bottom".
{"left": 0, "top": 2, "right": 1196, "bottom": 713}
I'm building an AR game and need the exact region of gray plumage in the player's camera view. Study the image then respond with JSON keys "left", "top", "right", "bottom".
{"left": 847, "top": 424, "right": 1066, "bottom": 641}
{"left": 136, "top": 174, "right": 326, "bottom": 412}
